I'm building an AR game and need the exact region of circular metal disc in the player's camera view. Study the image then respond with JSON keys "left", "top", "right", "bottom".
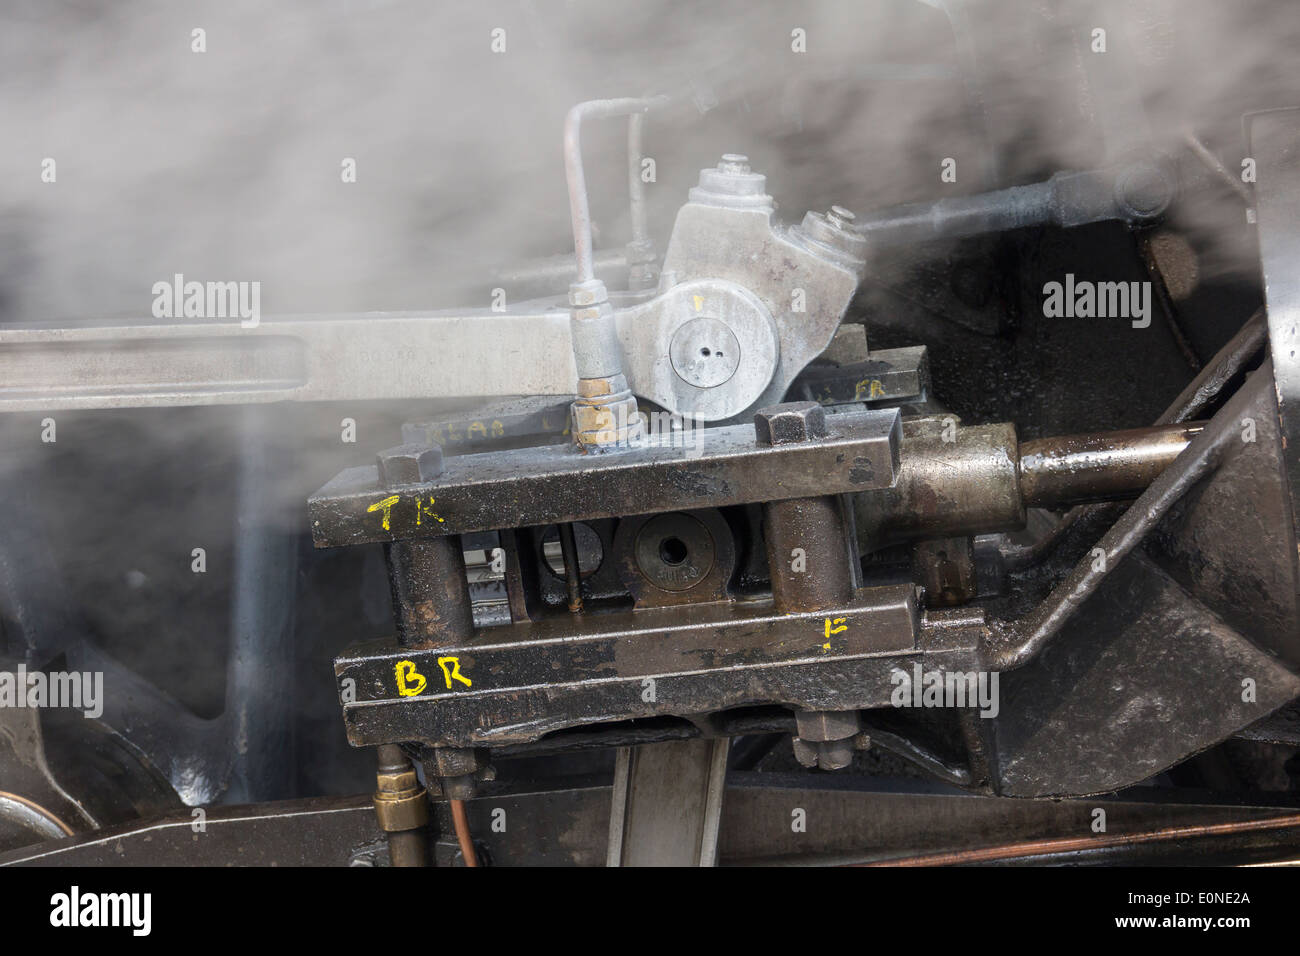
{"left": 669, "top": 317, "right": 741, "bottom": 388}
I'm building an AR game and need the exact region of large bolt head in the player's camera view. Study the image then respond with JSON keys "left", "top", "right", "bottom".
{"left": 795, "top": 708, "right": 862, "bottom": 742}
{"left": 377, "top": 442, "right": 444, "bottom": 485}
{"left": 754, "top": 401, "right": 829, "bottom": 445}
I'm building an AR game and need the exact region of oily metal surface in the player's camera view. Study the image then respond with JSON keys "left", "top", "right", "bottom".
{"left": 1018, "top": 421, "right": 1203, "bottom": 507}
{"left": 11, "top": 777, "right": 1300, "bottom": 867}
{"left": 0, "top": 795, "right": 383, "bottom": 867}
{"left": 1151, "top": 371, "right": 1300, "bottom": 666}
{"left": 993, "top": 553, "right": 1300, "bottom": 798}
{"left": 334, "top": 586, "right": 927, "bottom": 748}
{"left": 309, "top": 409, "right": 901, "bottom": 546}
{"left": 856, "top": 418, "right": 1023, "bottom": 547}
{"left": 612, "top": 509, "right": 735, "bottom": 606}
{"left": 1247, "top": 109, "right": 1300, "bottom": 575}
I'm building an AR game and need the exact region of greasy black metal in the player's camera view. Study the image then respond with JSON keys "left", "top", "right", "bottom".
{"left": 557, "top": 522, "right": 584, "bottom": 612}
{"left": 384, "top": 538, "right": 474, "bottom": 647}
{"left": 611, "top": 509, "right": 735, "bottom": 608}
{"left": 912, "top": 537, "right": 977, "bottom": 607}
{"left": 401, "top": 395, "right": 573, "bottom": 454}
{"left": 377, "top": 440, "right": 475, "bottom": 647}
{"left": 1017, "top": 421, "right": 1204, "bottom": 508}
{"left": 1150, "top": 373, "right": 1300, "bottom": 666}
{"left": 0, "top": 411, "right": 301, "bottom": 808}
{"left": 1247, "top": 110, "right": 1300, "bottom": 573}
{"left": 999, "top": 307, "right": 1267, "bottom": 572}
{"left": 985, "top": 369, "right": 1253, "bottom": 671}
{"left": 535, "top": 519, "right": 624, "bottom": 608}
{"left": 1138, "top": 230, "right": 1202, "bottom": 373}
{"left": 0, "top": 697, "right": 183, "bottom": 851}
{"left": 790, "top": 345, "right": 930, "bottom": 407}
{"left": 1157, "top": 307, "right": 1267, "bottom": 426}
{"left": 373, "top": 744, "right": 428, "bottom": 867}
{"left": 857, "top": 419, "right": 1023, "bottom": 548}
{"left": 765, "top": 496, "right": 855, "bottom": 612}
{"left": 308, "top": 409, "right": 901, "bottom": 546}
{"left": 756, "top": 402, "right": 856, "bottom": 613}
{"left": 1237, "top": 701, "right": 1300, "bottom": 747}
{"left": 0, "top": 794, "right": 384, "bottom": 867}
{"left": 334, "top": 586, "right": 928, "bottom": 749}
{"left": 992, "top": 553, "right": 1300, "bottom": 797}
{"left": 499, "top": 528, "right": 542, "bottom": 623}
{"left": 13, "top": 777, "right": 1300, "bottom": 867}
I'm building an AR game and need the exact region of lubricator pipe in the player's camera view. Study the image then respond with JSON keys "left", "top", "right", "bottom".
{"left": 563, "top": 97, "right": 668, "bottom": 284}
{"left": 854, "top": 161, "right": 1176, "bottom": 247}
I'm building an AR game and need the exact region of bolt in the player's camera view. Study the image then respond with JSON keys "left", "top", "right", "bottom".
{"left": 377, "top": 442, "right": 444, "bottom": 486}
{"left": 754, "top": 401, "right": 829, "bottom": 446}
{"left": 757, "top": 402, "right": 853, "bottom": 612}
{"left": 718, "top": 153, "right": 750, "bottom": 174}
{"left": 793, "top": 709, "right": 863, "bottom": 771}
{"left": 796, "top": 709, "right": 861, "bottom": 742}
{"left": 827, "top": 205, "right": 857, "bottom": 230}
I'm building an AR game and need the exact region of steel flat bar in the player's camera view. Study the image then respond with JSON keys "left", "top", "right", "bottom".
{"left": 309, "top": 409, "right": 901, "bottom": 545}
{"left": 0, "top": 310, "right": 576, "bottom": 411}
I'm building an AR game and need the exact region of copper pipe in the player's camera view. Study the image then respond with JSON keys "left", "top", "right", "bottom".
{"left": 861, "top": 811, "right": 1300, "bottom": 866}
{"left": 449, "top": 798, "right": 479, "bottom": 868}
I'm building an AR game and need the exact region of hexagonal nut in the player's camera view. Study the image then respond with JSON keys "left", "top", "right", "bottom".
{"left": 377, "top": 442, "right": 443, "bottom": 486}
{"left": 795, "top": 708, "right": 862, "bottom": 743}
{"left": 571, "top": 394, "right": 644, "bottom": 449}
{"left": 372, "top": 789, "right": 429, "bottom": 832}
{"left": 375, "top": 767, "right": 420, "bottom": 794}
{"left": 814, "top": 739, "right": 855, "bottom": 771}
{"left": 429, "top": 746, "right": 483, "bottom": 778}
{"left": 797, "top": 209, "right": 868, "bottom": 263}
{"left": 569, "top": 278, "right": 609, "bottom": 308}
{"left": 791, "top": 736, "right": 819, "bottom": 769}
{"left": 754, "top": 402, "right": 829, "bottom": 446}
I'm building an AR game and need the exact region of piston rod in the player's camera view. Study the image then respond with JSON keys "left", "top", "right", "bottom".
{"left": 1018, "top": 422, "right": 1204, "bottom": 508}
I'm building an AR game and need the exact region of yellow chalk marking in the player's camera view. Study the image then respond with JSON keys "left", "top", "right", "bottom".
{"left": 824, "top": 617, "right": 848, "bottom": 639}
{"left": 395, "top": 660, "right": 427, "bottom": 697}
{"left": 693, "top": 295, "right": 703, "bottom": 312}
{"left": 437, "top": 656, "right": 472, "bottom": 689}
{"left": 367, "top": 494, "right": 401, "bottom": 531}
{"left": 415, "top": 496, "right": 444, "bottom": 526}
{"left": 854, "top": 379, "right": 887, "bottom": 401}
